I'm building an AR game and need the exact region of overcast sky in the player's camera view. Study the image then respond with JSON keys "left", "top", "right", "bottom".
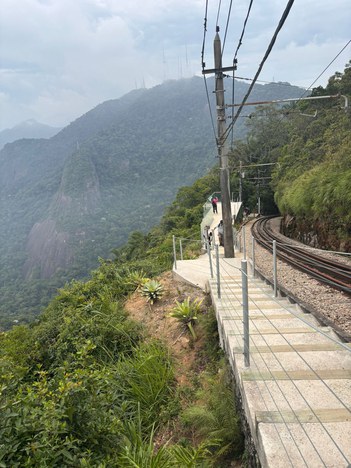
{"left": 0, "top": 0, "right": 350, "bottom": 131}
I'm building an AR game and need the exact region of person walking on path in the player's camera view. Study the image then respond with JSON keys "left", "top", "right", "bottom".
{"left": 211, "top": 196, "right": 218, "bottom": 214}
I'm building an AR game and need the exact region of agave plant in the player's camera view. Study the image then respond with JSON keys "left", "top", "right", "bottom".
{"left": 126, "top": 270, "right": 150, "bottom": 291}
{"left": 141, "top": 280, "right": 164, "bottom": 304}
{"left": 169, "top": 297, "right": 203, "bottom": 340}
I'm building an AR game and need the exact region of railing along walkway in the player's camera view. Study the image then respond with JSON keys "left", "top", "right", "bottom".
{"left": 173, "top": 248, "right": 351, "bottom": 467}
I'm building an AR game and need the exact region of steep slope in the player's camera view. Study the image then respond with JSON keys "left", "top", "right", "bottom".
{"left": 22, "top": 78, "right": 218, "bottom": 279}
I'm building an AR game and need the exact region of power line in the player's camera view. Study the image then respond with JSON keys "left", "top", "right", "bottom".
{"left": 215, "top": 0, "right": 222, "bottom": 28}
{"left": 226, "top": 74, "right": 308, "bottom": 89}
{"left": 221, "top": 0, "right": 233, "bottom": 56}
{"left": 223, "top": 0, "right": 295, "bottom": 143}
{"left": 300, "top": 39, "right": 351, "bottom": 98}
{"left": 230, "top": 0, "right": 254, "bottom": 148}
{"left": 233, "top": 0, "right": 254, "bottom": 63}
{"left": 203, "top": 75, "right": 219, "bottom": 144}
{"left": 201, "top": 0, "right": 209, "bottom": 70}
{"left": 201, "top": 0, "right": 218, "bottom": 145}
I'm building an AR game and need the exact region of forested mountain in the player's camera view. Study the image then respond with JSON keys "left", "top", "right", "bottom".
{"left": 0, "top": 119, "right": 61, "bottom": 151}
{"left": 0, "top": 76, "right": 305, "bottom": 327}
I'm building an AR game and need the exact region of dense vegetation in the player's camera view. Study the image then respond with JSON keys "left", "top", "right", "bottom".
{"left": 227, "top": 62, "right": 351, "bottom": 250}
{"left": 273, "top": 62, "right": 351, "bottom": 249}
{"left": 0, "top": 168, "right": 244, "bottom": 466}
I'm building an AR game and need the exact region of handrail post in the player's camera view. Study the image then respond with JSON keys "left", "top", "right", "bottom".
{"left": 179, "top": 239, "right": 183, "bottom": 261}
{"left": 251, "top": 235, "right": 256, "bottom": 278}
{"left": 172, "top": 235, "right": 177, "bottom": 270}
{"left": 242, "top": 225, "right": 246, "bottom": 259}
{"left": 207, "top": 242, "right": 214, "bottom": 279}
{"left": 273, "top": 240, "right": 277, "bottom": 297}
{"left": 242, "top": 260, "right": 250, "bottom": 367}
{"left": 216, "top": 244, "right": 221, "bottom": 298}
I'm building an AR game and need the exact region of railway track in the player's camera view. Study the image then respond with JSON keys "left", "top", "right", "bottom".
{"left": 251, "top": 216, "right": 351, "bottom": 295}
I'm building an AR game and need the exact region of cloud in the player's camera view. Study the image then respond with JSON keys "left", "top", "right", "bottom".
{"left": 0, "top": 0, "right": 349, "bottom": 130}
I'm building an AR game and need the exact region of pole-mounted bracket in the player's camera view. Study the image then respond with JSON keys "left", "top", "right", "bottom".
{"left": 202, "top": 66, "right": 236, "bottom": 75}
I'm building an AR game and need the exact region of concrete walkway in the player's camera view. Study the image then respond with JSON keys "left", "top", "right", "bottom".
{"left": 172, "top": 204, "right": 351, "bottom": 468}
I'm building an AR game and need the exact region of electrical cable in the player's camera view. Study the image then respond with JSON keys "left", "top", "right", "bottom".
{"left": 221, "top": 0, "right": 233, "bottom": 56}
{"left": 201, "top": 0, "right": 209, "bottom": 70}
{"left": 223, "top": 0, "right": 295, "bottom": 143}
{"left": 226, "top": 74, "right": 308, "bottom": 88}
{"left": 300, "top": 39, "right": 351, "bottom": 98}
{"left": 233, "top": 0, "right": 254, "bottom": 63}
{"left": 203, "top": 75, "right": 219, "bottom": 145}
{"left": 216, "top": 0, "right": 222, "bottom": 29}
{"left": 229, "top": 0, "right": 254, "bottom": 148}
{"left": 230, "top": 64, "right": 236, "bottom": 149}
{"left": 201, "top": 0, "right": 218, "bottom": 145}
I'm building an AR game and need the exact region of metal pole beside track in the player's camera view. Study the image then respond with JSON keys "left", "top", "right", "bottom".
{"left": 251, "top": 235, "right": 256, "bottom": 278}
{"left": 242, "top": 259, "right": 250, "bottom": 367}
{"left": 172, "top": 235, "right": 177, "bottom": 270}
{"left": 216, "top": 244, "right": 221, "bottom": 299}
{"left": 273, "top": 240, "right": 277, "bottom": 297}
{"left": 208, "top": 242, "right": 214, "bottom": 279}
{"left": 242, "top": 225, "right": 246, "bottom": 260}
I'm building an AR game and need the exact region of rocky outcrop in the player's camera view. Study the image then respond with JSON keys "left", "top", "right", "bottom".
{"left": 23, "top": 150, "right": 101, "bottom": 279}
{"left": 23, "top": 220, "right": 72, "bottom": 279}
{"left": 281, "top": 214, "right": 351, "bottom": 252}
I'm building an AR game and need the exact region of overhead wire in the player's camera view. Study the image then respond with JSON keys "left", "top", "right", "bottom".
{"left": 227, "top": 75, "right": 308, "bottom": 88}
{"left": 233, "top": 0, "right": 254, "bottom": 63}
{"left": 223, "top": 0, "right": 295, "bottom": 143}
{"left": 299, "top": 39, "right": 351, "bottom": 98}
{"left": 221, "top": 0, "right": 233, "bottom": 56}
{"left": 201, "top": 0, "right": 218, "bottom": 145}
{"left": 230, "top": 0, "right": 254, "bottom": 148}
{"left": 215, "top": 0, "right": 222, "bottom": 28}
{"left": 239, "top": 40, "right": 351, "bottom": 170}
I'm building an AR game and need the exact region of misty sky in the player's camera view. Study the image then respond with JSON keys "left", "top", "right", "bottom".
{"left": 0, "top": 0, "right": 350, "bottom": 131}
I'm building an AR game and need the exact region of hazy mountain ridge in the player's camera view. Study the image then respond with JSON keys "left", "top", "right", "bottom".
{"left": 0, "top": 119, "right": 62, "bottom": 151}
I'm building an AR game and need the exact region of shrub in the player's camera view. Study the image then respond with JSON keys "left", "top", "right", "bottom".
{"left": 169, "top": 297, "right": 203, "bottom": 340}
{"left": 125, "top": 270, "right": 150, "bottom": 291}
{"left": 141, "top": 280, "right": 164, "bottom": 304}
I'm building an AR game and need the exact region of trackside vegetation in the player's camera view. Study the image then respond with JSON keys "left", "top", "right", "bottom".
{"left": 227, "top": 62, "right": 351, "bottom": 251}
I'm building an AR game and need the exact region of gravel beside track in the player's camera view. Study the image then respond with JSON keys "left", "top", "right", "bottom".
{"left": 243, "top": 217, "right": 351, "bottom": 339}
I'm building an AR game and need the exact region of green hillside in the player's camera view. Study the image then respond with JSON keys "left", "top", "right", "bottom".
{"left": 226, "top": 62, "right": 351, "bottom": 249}
{"left": 0, "top": 167, "right": 243, "bottom": 466}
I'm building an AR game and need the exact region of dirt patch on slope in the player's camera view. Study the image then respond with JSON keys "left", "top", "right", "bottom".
{"left": 124, "top": 271, "right": 209, "bottom": 385}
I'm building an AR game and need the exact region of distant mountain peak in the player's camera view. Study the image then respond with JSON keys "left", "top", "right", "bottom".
{"left": 21, "top": 119, "right": 40, "bottom": 127}
{"left": 0, "top": 120, "right": 62, "bottom": 150}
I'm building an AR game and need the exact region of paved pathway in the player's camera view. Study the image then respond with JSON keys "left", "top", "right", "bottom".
{"left": 173, "top": 204, "right": 351, "bottom": 467}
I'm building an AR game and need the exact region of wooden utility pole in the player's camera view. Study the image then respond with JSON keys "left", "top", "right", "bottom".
{"left": 212, "top": 27, "right": 234, "bottom": 257}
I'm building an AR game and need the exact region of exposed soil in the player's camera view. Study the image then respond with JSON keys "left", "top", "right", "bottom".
{"left": 124, "top": 271, "right": 209, "bottom": 386}
{"left": 124, "top": 271, "right": 244, "bottom": 467}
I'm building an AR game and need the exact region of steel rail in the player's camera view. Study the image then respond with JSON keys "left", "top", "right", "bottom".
{"left": 252, "top": 217, "right": 351, "bottom": 295}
